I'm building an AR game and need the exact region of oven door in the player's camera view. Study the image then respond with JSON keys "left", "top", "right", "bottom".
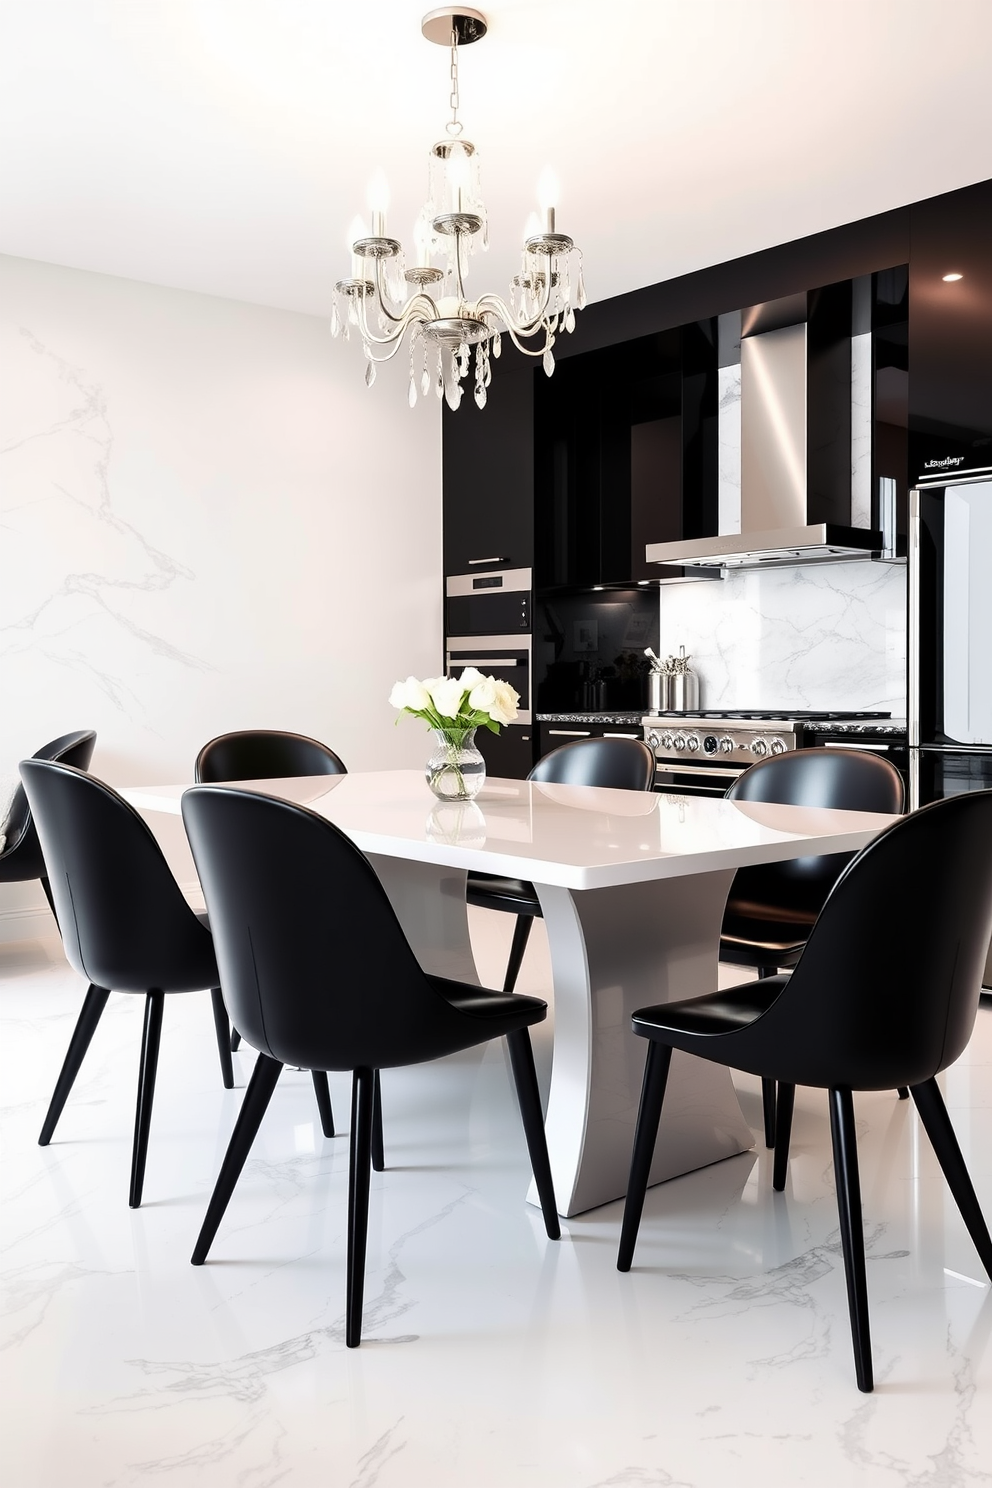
{"left": 652, "top": 759, "right": 747, "bottom": 798}
{"left": 445, "top": 635, "right": 532, "bottom": 726}
{"left": 445, "top": 568, "right": 531, "bottom": 638}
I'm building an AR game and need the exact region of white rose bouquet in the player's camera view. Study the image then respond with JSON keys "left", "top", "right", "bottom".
{"left": 389, "top": 668, "right": 520, "bottom": 799}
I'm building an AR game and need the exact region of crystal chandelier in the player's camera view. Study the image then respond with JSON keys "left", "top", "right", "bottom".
{"left": 331, "top": 7, "right": 585, "bottom": 411}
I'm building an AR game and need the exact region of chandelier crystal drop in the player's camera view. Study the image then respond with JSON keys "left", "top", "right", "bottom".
{"left": 331, "top": 7, "right": 585, "bottom": 411}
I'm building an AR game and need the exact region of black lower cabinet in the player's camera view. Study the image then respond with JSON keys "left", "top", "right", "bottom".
{"left": 478, "top": 725, "right": 534, "bottom": 781}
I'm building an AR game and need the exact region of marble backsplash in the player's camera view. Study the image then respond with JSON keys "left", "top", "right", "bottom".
{"left": 658, "top": 559, "right": 906, "bottom": 714}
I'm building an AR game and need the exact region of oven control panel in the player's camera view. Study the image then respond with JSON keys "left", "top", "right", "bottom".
{"left": 644, "top": 722, "right": 798, "bottom": 765}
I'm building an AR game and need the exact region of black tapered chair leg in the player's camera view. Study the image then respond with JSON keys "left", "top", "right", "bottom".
{"left": 618, "top": 1042, "right": 673, "bottom": 1272}
{"left": 502, "top": 915, "right": 535, "bottom": 994}
{"left": 897, "top": 1087, "right": 910, "bottom": 1100}
{"left": 230, "top": 1028, "right": 242, "bottom": 1052}
{"left": 772, "top": 1082, "right": 795, "bottom": 1191}
{"left": 209, "top": 987, "right": 234, "bottom": 1090}
{"left": 505, "top": 1029, "right": 560, "bottom": 1240}
{"left": 829, "top": 1087, "right": 873, "bottom": 1392}
{"left": 761, "top": 1077, "right": 778, "bottom": 1148}
{"left": 129, "top": 990, "right": 165, "bottom": 1209}
{"left": 757, "top": 965, "right": 778, "bottom": 1145}
{"left": 38, "top": 983, "right": 111, "bottom": 1146}
{"left": 371, "top": 1069, "right": 384, "bottom": 1172}
{"left": 347, "top": 1067, "right": 375, "bottom": 1348}
{"left": 912, "top": 1078, "right": 992, "bottom": 1278}
{"left": 312, "top": 1071, "right": 335, "bottom": 1138}
{"left": 191, "top": 1053, "right": 284, "bottom": 1264}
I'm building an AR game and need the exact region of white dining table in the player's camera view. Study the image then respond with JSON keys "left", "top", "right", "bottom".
{"left": 124, "top": 770, "right": 898, "bottom": 1218}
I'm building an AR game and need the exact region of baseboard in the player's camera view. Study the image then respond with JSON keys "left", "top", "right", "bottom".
{"left": 0, "top": 904, "right": 57, "bottom": 944}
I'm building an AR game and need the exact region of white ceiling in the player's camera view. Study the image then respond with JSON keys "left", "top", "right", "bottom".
{"left": 2, "top": 0, "right": 991, "bottom": 317}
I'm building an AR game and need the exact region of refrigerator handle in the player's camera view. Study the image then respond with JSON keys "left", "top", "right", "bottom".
{"left": 908, "top": 486, "right": 921, "bottom": 750}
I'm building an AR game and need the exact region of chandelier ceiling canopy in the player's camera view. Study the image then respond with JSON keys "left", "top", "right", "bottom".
{"left": 331, "top": 7, "right": 585, "bottom": 411}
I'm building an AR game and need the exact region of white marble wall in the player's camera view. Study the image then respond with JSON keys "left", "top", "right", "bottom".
{"left": 850, "top": 330, "right": 873, "bottom": 528}
{"left": 0, "top": 253, "right": 442, "bottom": 928}
{"left": 659, "top": 559, "right": 906, "bottom": 713}
{"left": 717, "top": 363, "right": 742, "bottom": 534}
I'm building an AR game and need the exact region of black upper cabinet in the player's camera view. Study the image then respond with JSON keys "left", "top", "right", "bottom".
{"left": 442, "top": 362, "right": 534, "bottom": 576}
{"left": 534, "top": 327, "right": 712, "bottom": 587}
{"left": 909, "top": 180, "right": 992, "bottom": 485}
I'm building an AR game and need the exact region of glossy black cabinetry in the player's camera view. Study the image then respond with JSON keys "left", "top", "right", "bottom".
{"left": 909, "top": 180, "right": 992, "bottom": 485}
{"left": 442, "top": 362, "right": 534, "bottom": 574}
{"left": 475, "top": 723, "right": 534, "bottom": 781}
{"left": 534, "top": 326, "right": 715, "bottom": 587}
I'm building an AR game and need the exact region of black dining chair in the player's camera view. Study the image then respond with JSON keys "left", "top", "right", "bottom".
{"left": 195, "top": 728, "right": 347, "bottom": 785}
{"left": 720, "top": 748, "right": 906, "bottom": 1147}
{"left": 1, "top": 730, "right": 97, "bottom": 916}
{"left": 19, "top": 760, "right": 235, "bottom": 1207}
{"left": 194, "top": 727, "right": 348, "bottom": 1134}
{"left": 617, "top": 790, "right": 992, "bottom": 1393}
{"left": 181, "top": 784, "right": 560, "bottom": 1347}
{"left": 467, "top": 736, "right": 657, "bottom": 993}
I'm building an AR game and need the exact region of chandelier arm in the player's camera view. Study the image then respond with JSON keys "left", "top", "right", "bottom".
{"left": 475, "top": 286, "right": 554, "bottom": 338}
{"left": 355, "top": 293, "right": 436, "bottom": 348}
{"left": 370, "top": 260, "right": 441, "bottom": 328}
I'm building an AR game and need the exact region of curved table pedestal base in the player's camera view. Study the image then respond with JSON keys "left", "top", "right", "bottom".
{"left": 368, "top": 855, "right": 754, "bottom": 1219}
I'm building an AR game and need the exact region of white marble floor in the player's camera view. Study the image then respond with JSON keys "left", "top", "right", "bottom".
{"left": 2, "top": 913, "right": 992, "bottom": 1488}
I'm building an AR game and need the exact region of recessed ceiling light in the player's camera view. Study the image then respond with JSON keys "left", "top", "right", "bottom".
{"left": 942, "top": 272, "right": 964, "bottom": 282}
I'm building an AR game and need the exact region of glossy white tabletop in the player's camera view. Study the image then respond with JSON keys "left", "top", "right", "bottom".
{"left": 125, "top": 769, "right": 898, "bottom": 891}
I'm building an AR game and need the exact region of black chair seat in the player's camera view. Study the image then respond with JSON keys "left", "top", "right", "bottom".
{"left": 19, "top": 759, "right": 235, "bottom": 1207}
{"left": 618, "top": 791, "right": 992, "bottom": 1393}
{"left": 181, "top": 785, "right": 561, "bottom": 1348}
{"left": 466, "top": 872, "right": 540, "bottom": 917}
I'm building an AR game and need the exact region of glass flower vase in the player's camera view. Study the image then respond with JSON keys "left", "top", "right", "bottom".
{"left": 425, "top": 728, "right": 486, "bottom": 802}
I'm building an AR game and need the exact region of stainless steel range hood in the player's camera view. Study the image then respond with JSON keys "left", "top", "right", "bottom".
{"left": 647, "top": 316, "right": 883, "bottom": 571}
{"left": 647, "top": 522, "right": 883, "bottom": 570}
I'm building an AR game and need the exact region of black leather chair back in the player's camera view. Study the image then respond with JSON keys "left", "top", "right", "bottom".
{"left": 726, "top": 746, "right": 905, "bottom": 904}
{"left": 19, "top": 760, "right": 216, "bottom": 994}
{"left": 530, "top": 737, "right": 656, "bottom": 790}
{"left": 195, "top": 730, "right": 346, "bottom": 783}
{"left": 751, "top": 790, "right": 992, "bottom": 1090}
{"left": 1, "top": 730, "right": 96, "bottom": 879}
{"left": 183, "top": 786, "right": 498, "bottom": 1071}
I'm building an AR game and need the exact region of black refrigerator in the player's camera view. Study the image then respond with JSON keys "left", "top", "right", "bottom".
{"left": 909, "top": 475, "right": 992, "bottom": 987}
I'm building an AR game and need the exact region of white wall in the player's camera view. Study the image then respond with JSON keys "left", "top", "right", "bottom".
{"left": 659, "top": 561, "right": 906, "bottom": 715}
{"left": 0, "top": 253, "right": 442, "bottom": 930}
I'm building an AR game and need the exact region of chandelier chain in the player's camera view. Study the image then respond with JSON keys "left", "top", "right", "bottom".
{"left": 447, "top": 27, "right": 463, "bottom": 136}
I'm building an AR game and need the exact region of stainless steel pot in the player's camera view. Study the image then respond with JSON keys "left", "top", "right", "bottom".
{"left": 647, "top": 672, "right": 671, "bottom": 713}
{"left": 670, "top": 671, "right": 699, "bottom": 711}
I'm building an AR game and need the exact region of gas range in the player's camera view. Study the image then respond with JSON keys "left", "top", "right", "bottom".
{"left": 642, "top": 711, "right": 898, "bottom": 768}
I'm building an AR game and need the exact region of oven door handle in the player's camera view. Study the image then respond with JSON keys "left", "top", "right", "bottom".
{"left": 656, "top": 763, "right": 747, "bottom": 777}
{"left": 447, "top": 657, "right": 520, "bottom": 667}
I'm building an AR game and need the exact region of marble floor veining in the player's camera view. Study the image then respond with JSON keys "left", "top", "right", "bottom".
{"left": 2, "top": 913, "right": 992, "bottom": 1488}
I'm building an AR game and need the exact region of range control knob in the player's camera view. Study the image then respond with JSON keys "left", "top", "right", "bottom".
{"left": 703, "top": 734, "right": 719, "bottom": 754}
{"left": 685, "top": 733, "right": 700, "bottom": 752}
{"left": 750, "top": 737, "right": 769, "bottom": 757}
{"left": 770, "top": 737, "right": 788, "bottom": 756}
{"left": 672, "top": 732, "right": 687, "bottom": 752}
{"left": 719, "top": 736, "right": 735, "bottom": 754}
{"left": 659, "top": 731, "right": 674, "bottom": 749}
{"left": 646, "top": 730, "right": 661, "bottom": 750}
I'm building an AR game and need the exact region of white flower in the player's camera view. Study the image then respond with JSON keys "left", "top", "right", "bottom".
{"left": 389, "top": 676, "right": 432, "bottom": 712}
{"left": 467, "top": 675, "right": 497, "bottom": 713}
{"left": 458, "top": 667, "right": 486, "bottom": 690}
{"left": 428, "top": 675, "right": 468, "bottom": 720}
{"left": 488, "top": 679, "right": 520, "bottom": 725}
